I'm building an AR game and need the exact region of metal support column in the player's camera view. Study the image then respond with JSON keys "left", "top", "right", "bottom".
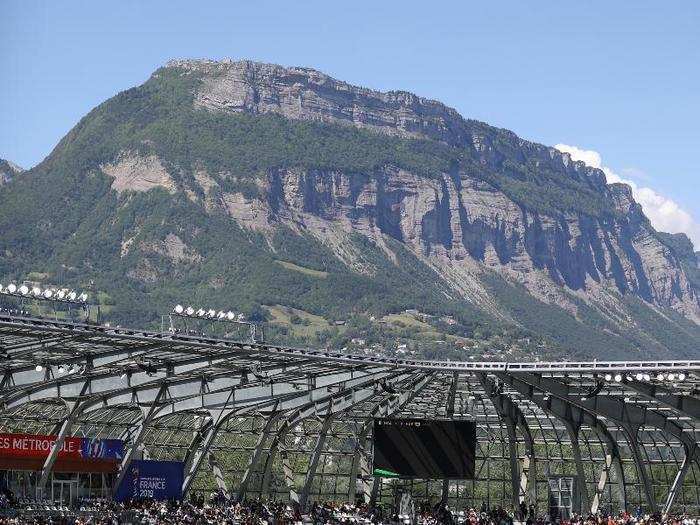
{"left": 182, "top": 416, "right": 227, "bottom": 496}
{"left": 662, "top": 445, "right": 694, "bottom": 516}
{"left": 479, "top": 374, "right": 536, "bottom": 507}
{"left": 505, "top": 418, "right": 522, "bottom": 509}
{"left": 209, "top": 452, "right": 229, "bottom": 497}
{"left": 238, "top": 413, "right": 281, "bottom": 500}
{"left": 112, "top": 386, "right": 168, "bottom": 493}
{"left": 625, "top": 425, "right": 656, "bottom": 512}
{"left": 349, "top": 372, "right": 435, "bottom": 504}
{"left": 441, "top": 373, "right": 458, "bottom": 506}
{"left": 300, "top": 415, "right": 334, "bottom": 508}
{"left": 37, "top": 382, "right": 90, "bottom": 496}
{"left": 565, "top": 423, "right": 591, "bottom": 516}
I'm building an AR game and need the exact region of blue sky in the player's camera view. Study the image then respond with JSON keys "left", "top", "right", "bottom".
{"left": 2, "top": 1, "right": 698, "bottom": 244}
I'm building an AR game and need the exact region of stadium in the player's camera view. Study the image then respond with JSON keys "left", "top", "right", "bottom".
{"left": 0, "top": 297, "right": 698, "bottom": 523}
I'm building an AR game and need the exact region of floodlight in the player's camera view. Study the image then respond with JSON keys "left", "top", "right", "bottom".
{"left": 667, "top": 373, "right": 676, "bottom": 381}
{"left": 58, "top": 365, "right": 65, "bottom": 374}
{"left": 56, "top": 289, "right": 66, "bottom": 299}
{"left": 207, "top": 309, "right": 216, "bottom": 318}
{"left": 604, "top": 374, "right": 612, "bottom": 382}
{"left": 31, "top": 287, "right": 41, "bottom": 296}
{"left": 173, "top": 304, "right": 184, "bottom": 314}
{"left": 237, "top": 313, "right": 246, "bottom": 321}
{"left": 657, "top": 373, "right": 665, "bottom": 381}
{"left": 678, "top": 373, "right": 686, "bottom": 381}
{"left": 185, "top": 306, "right": 195, "bottom": 316}
{"left": 78, "top": 293, "right": 88, "bottom": 303}
{"left": 196, "top": 309, "right": 206, "bottom": 317}
{"left": 43, "top": 289, "right": 53, "bottom": 299}
{"left": 614, "top": 374, "right": 622, "bottom": 382}
{"left": 643, "top": 374, "right": 650, "bottom": 381}
{"left": 19, "top": 285, "right": 29, "bottom": 295}
{"left": 226, "top": 311, "right": 235, "bottom": 321}
{"left": 7, "top": 283, "right": 17, "bottom": 294}
{"left": 35, "top": 364, "right": 43, "bottom": 372}
{"left": 635, "top": 373, "right": 643, "bottom": 381}
{"left": 216, "top": 311, "right": 226, "bottom": 319}
{"left": 625, "top": 375, "right": 633, "bottom": 382}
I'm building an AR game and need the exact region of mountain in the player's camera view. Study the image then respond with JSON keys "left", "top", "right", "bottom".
{"left": 0, "top": 59, "right": 698, "bottom": 360}
{"left": 0, "top": 159, "right": 23, "bottom": 186}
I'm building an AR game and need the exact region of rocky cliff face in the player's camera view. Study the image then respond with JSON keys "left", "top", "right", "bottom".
{"left": 155, "top": 59, "right": 698, "bottom": 324}
{"left": 0, "top": 159, "right": 23, "bottom": 186}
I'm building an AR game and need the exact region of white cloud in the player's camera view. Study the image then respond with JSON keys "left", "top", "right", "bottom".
{"left": 555, "top": 144, "right": 700, "bottom": 248}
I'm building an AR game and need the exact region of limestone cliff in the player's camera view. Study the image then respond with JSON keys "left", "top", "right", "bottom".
{"left": 157, "top": 59, "right": 699, "bottom": 323}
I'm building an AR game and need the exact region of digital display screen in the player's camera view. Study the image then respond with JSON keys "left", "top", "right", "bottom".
{"left": 372, "top": 418, "right": 476, "bottom": 479}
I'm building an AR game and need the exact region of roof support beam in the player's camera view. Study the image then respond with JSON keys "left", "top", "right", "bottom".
{"left": 441, "top": 373, "right": 459, "bottom": 506}
{"left": 36, "top": 382, "right": 90, "bottom": 496}
{"left": 237, "top": 413, "right": 283, "bottom": 500}
{"left": 496, "top": 373, "right": 627, "bottom": 513}
{"left": 565, "top": 422, "right": 591, "bottom": 515}
{"left": 662, "top": 447, "right": 693, "bottom": 517}
{"left": 479, "top": 374, "right": 536, "bottom": 508}
{"left": 208, "top": 452, "right": 228, "bottom": 497}
{"left": 621, "top": 379, "right": 700, "bottom": 422}
{"left": 259, "top": 371, "right": 408, "bottom": 500}
{"left": 112, "top": 385, "right": 168, "bottom": 493}
{"left": 348, "top": 372, "right": 435, "bottom": 503}
{"left": 299, "top": 414, "right": 333, "bottom": 508}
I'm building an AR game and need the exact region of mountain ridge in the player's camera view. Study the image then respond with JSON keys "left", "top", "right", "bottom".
{"left": 0, "top": 59, "right": 697, "bottom": 361}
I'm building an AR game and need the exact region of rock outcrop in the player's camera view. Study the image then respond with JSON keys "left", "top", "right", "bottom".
{"left": 0, "top": 159, "right": 23, "bottom": 186}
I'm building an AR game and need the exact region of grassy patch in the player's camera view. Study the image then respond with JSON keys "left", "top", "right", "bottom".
{"left": 265, "top": 304, "right": 334, "bottom": 338}
{"left": 275, "top": 260, "right": 328, "bottom": 279}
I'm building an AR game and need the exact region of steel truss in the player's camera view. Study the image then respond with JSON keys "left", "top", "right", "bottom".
{"left": 0, "top": 313, "right": 698, "bottom": 515}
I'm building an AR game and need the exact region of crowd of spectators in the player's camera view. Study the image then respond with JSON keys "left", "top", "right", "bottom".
{"left": 0, "top": 491, "right": 698, "bottom": 525}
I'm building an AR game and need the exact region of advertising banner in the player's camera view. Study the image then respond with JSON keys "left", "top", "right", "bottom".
{"left": 0, "top": 433, "right": 124, "bottom": 461}
{"left": 114, "top": 460, "right": 184, "bottom": 502}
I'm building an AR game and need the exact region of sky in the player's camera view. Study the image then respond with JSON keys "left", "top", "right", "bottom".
{"left": 2, "top": 1, "right": 699, "bottom": 246}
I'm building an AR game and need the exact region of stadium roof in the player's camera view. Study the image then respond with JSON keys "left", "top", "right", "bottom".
{"left": 0, "top": 312, "right": 698, "bottom": 515}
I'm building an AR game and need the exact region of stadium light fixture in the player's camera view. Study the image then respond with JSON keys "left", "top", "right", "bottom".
{"left": 667, "top": 373, "right": 676, "bottom": 381}
{"left": 614, "top": 374, "right": 622, "bottom": 382}
{"left": 678, "top": 373, "right": 686, "bottom": 381}
{"left": 173, "top": 304, "right": 184, "bottom": 314}
{"left": 1, "top": 283, "right": 89, "bottom": 307}
{"left": 35, "top": 364, "right": 43, "bottom": 372}
{"left": 604, "top": 374, "right": 612, "bottom": 382}
{"left": 635, "top": 373, "right": 644, "bottom": 381}
{"left": 226, "top": 311, "right": 235, "bottom": 321}
{"left": 656, "top": 373, "right": 665, "bottom": 381}
{"left": 642, "top": 373, "right": 650, "bottom": 381}
{"left": 185, "top": 306, "right": 195, "bottom": 315}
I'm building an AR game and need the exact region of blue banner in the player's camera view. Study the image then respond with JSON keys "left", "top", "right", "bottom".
{"left": 80, "top": 438, "right": 124, "bottom": 460}
{"left": 114, "top": 460, "right": 184, "bottom": 502}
